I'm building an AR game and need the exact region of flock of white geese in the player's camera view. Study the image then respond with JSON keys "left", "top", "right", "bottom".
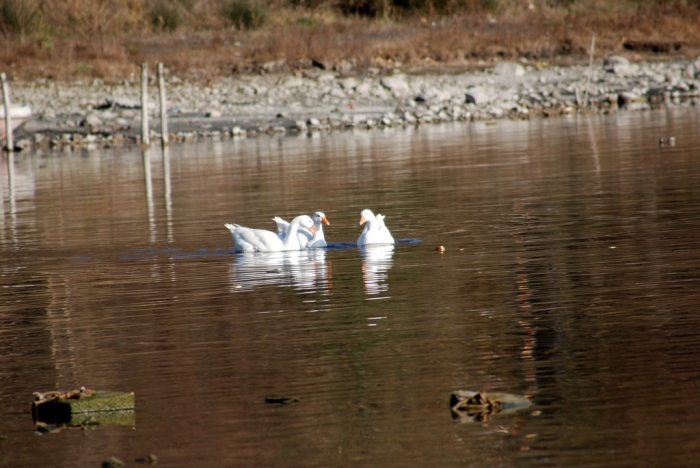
{"left": 225, "top": 208, "right": 394, "bottom": 253}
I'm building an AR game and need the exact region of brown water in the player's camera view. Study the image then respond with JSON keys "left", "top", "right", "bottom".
{"left": 2, "top": 108, "right": 700, "bottom": 467}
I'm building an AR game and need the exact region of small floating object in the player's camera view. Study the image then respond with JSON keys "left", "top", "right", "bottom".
{"left": 450, "top": 390, "right": 531, "bottom": 423}
{"left": 435, "top": 245, "right": 445, "bottom": 252}
{"left": 135, "top": 454, "right": 159, "bottom": 464}
{"left": 32, "top": 387, "right": 135, "bottom": 427}
{"left": 102, "top": 457, "right": 126, "bottom": 468}
{"left": 264, "top": 396, "right": 300, "bottom": 405}
{"left": 659, "top": 136, "right": 676, "bottom": 147}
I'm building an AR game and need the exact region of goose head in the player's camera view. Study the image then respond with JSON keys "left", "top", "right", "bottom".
{"left": 292, "top": 215, "right": 316, "bottom": 235}
{"left": 359, "top": 209, "right": 375, "bottom": 226}
{"left": 313, "top": 212, "right": 330, "bottom": 227}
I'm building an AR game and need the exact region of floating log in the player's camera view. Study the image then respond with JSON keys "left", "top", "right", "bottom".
{"left": 450, "top": 390, "right": 531, "bottom": 423}
{"left": 32, "top": 387, "right": 135, "bottom": 426}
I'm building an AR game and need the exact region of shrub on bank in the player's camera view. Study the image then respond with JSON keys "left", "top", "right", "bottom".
{"left": 220, "top": 0, "right": 268, "bottom": 30}
{"left": 0, "top": 0, "right": 41, "bottom": 35}
{"left": 1, "top": 0, "right": 698, "bottom": 37}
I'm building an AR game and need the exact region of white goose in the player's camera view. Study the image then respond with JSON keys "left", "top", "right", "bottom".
{"left": 273, "top": 212, "right": 330, "bottom": 248}
{"left": 357, "top": 209, "right": 395, "bottom": 246}
{"left": 225, "top": 215, "right": 315, "bottom": 253}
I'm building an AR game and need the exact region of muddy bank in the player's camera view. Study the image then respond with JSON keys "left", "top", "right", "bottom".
{"left": 10, "top": 55, "right": 700, "bottom": 152}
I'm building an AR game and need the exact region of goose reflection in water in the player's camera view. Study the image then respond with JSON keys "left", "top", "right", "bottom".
{"left": 229, "top": 249, "right": 330, "bottom": 294}
{"left": 359, "top": 244, "right": 394, "bottom": 298}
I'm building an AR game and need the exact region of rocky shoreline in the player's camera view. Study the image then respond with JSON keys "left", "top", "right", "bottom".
{"left": 9, "top": 55, "right": 700, "bottom": 151}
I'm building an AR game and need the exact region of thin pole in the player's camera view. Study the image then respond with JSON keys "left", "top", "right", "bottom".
{"left": 141, "top": 64, "right": 150, "bottom": 147}
{"left": 158, "top": 63, "right": 168, "bottom": 148}
{"left": 1, "top": 73, "right": 14, "bottom": 152}
{"left": 583, "top": 34, "right": 595, "bottom": 109}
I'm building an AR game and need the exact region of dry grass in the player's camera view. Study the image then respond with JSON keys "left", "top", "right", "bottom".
{"left": 1, "top": 1, "right": 699, "bottom": 82}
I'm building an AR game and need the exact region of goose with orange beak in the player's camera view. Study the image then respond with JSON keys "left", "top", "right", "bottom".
{"left": 226, "top": 215, "right": 315, "bottom": 252}
{"left": 357, "top": 209, "right": 395, "bottom": 246}
{"left": 273, "top": 211, "right": 330, "bottom": 248}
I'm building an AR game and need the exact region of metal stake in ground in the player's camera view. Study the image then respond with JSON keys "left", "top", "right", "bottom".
{"left": 1, "top": 73, "right": 14, "bottom": 152}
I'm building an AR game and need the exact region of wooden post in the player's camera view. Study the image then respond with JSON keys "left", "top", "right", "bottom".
{"left": 1, "top": 73, "right": 14, "bottom": 152}
{"left": 582, "top": 35, "right": 595, "bottom": 109}
{"left": 157, "top": 63, "right": 168, "bottom": 148}
{"left": 140, "top": 64, "right": 150, "bottom": 147}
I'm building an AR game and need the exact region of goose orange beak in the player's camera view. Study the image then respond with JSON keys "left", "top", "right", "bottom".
{"left": 322, "top": 216, "right": 330, "bottom": 225}
{"left": 310, "top": 225, "right": 316, "bottom": 234}
{"left": 359, "top": 215, "right": 367, "bottom": 225}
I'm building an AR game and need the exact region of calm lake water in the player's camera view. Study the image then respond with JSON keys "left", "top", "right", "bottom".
{"left": 2, "top": 107, "right": 700, "bottom": 467}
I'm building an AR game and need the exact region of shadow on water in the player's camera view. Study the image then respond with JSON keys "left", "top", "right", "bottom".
{"left": 3, "top": 108, "right": 700, "bottom": 467}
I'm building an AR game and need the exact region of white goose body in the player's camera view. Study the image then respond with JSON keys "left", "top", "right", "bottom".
{"left": 273, "top": 212, "right": 330, "bottom": 248}
{"left": 357, "top": 209, "right": 395, "bottom": 246}
{"left": 226, "top": 215, "right": 315, "bottom": 253}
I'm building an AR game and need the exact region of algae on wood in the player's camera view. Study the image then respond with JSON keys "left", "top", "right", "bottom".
{"left": 32, "top": 387, "right": 135, "bottom": 426}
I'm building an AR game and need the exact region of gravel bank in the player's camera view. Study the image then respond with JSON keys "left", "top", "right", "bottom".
{"left": 9, "top": 55, "right": 700, "bottom": 151}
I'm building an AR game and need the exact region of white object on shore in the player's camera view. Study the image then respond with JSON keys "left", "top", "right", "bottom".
{"left": 357, "top": 209, "right": 395, "bottom": 246}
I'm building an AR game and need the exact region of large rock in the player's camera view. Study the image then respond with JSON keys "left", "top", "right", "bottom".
{"left": 415, "top": 86, "right": 452, "bottom": 104}
{"left": 339, "top": 77, "right": 359, "bottom": 90}
{"left": 278, "top": 76, "right": 303, "bottom": 88}
{"left": 83, "top": 113, "right": 103, "bottom": 128}
{"left": 380, "top": 75, "right": 411, "bottom": 97}
{"left": 604, "top": 55, "right": 632, "bottom": 75}
{"left": 465, "top": 85, "right": 497, "bottom": 105}
{"left": 494, "top": 62, "right": 525, "bottom": 78}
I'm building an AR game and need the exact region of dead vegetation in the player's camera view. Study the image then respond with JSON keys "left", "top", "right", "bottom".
{"left": 0, "top": 0, "right": 699, "bottom": 82}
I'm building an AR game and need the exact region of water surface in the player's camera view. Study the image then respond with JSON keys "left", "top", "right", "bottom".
{"left": 2, "top": 108, "right": 700, "bottom": 467}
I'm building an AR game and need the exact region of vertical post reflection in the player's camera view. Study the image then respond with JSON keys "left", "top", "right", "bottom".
{"left": 7, "top": 152, "right": 15, "bottom": 215}
{"left": 586, "top": 114, "right": 601, "bottom": 175}
{"left": 0, "top": 155, "right": 5, "bottom": 243}
{"left": 162, "top": 146, "right": 173, "bottom": 242}
{"left": 5, "top": 153, "right": 17, "bottom": 245}
{"left": 142, "top": 149, "right": 156, "bottom": 243}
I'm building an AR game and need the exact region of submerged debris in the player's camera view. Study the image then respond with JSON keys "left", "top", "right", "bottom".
{"left": 102, "top": 457, "right": 126, "bottom": 468}
{"left": 135, "top": 454, "right": 159, "bottom": 464}
{"left": 450, "top": 390, "right": 531, "bottom": 423}
{"left": 264, "top": 396, "right": 300, "bottom": 405}
{"left": 32, "top": 387, "right": 135, "bottom": 427}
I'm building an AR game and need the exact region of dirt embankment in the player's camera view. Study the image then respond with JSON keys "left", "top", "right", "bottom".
{"left": 1, "top": 3, "right": 699, "bottom": 82}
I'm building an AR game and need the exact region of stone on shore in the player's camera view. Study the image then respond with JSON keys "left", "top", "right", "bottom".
{"left": 380, "top": 75, "right": 412, "bottom": 97}
{"left": 9, "top": 56, "right": 700, "bottom": 151}
{"left": 494, "top": 62, "right": 525, "bottom": 78}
